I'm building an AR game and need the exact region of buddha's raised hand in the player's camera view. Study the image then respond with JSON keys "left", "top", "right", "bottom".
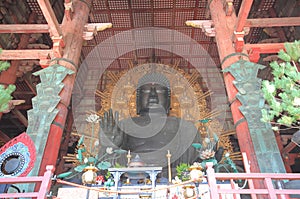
{"left": 99, "top": 109, "right": 124, "bottom": 147}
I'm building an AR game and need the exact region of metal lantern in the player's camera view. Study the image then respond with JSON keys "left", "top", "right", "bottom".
{"left": 81, "top": 165, "right": 99, "bottom": 185}
{"left": 189, "top": 163, "right": 203, "bottom": 182}
{"left": 182, "top": 185, "right": 195, "bottom": 198}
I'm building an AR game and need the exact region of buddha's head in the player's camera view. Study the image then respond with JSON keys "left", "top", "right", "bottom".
{"left": 136, "top": 73, "right": 171, "bottom": 115}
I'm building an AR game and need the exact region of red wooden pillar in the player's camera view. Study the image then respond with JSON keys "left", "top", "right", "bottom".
{"left": 55, "top": 110, "right": 74, "bottom": 175}
{"left": 37, "top": 0, "right": 91, "bottom": 176}
{"left": 209, "top": 0, "right": 261, "bottom": 173}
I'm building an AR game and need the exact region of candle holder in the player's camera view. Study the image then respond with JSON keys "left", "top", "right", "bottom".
{"left": 189, "top": 162, "right": 203, "bottom": 182}
{"left": 166, "top": 150, "right": 172, "bottom": 183}
{"left": 127, "top": 150, "right": 132, "bottom": 166}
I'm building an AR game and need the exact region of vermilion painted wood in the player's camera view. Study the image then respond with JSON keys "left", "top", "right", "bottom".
{"left": 206, "top": 163, "right": 300, "bottom": 199}
{"left": 37, "top": 0, "right": 91, "bottom": 179}
{"left": 234, "top": 0, "right": 254, "bottom": 52}
{"left": 0, "top": 177, "right": 43, "bottom": 183}
{"left": 214, "top": 189, "right": 299, "bottom": 196}
{"left": 206, "top": 162, "right": 219, "bottom": 199}
{"left": 209, "top": 0, "right": 262, "bottom": 176}
{"left": 0, "top": 24, "right": 50, "bottom": 33}
{"left": 242, "top": 153, "right": 257, "bottom": 199}
{"left": 245, "top": 43, "right": 285, "bottom": 54}
{"left": 213, "top": 173, "right": 300, "bottom": 179}
{"left": 245, "top": 17, "right": 300, "bottom": 28}
{"left": 0, "top": 165, "right": 54, "bottom": 199}
{"left": 0, "top": 163, "right": 299, "bottom": 199}
{"left": 0, "top": 192, "right": 39, "bottom": 198}
{"left": 0, "top": 13, "right": 37, "bottom": 121}
{"left": 0, "top": 50, "right": 52, "bottom": 60}
{"left": 37, "top": 0, "right": 62, "bottom": 37}
{"left": 38, "top": 165, "right": 54, "bottom": 199}
{"left": 236, "top": 0, "right": 254, "bottom": 32}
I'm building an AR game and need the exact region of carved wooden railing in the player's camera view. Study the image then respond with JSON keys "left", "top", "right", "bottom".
{"left": 1, "top": 162, "right": 299, "bottom": 199}
{"left": 0, "top": 165, "right": 54, "bottom": 199}
{"left": 206, "top": 154, "right": 300, "bottom": 199}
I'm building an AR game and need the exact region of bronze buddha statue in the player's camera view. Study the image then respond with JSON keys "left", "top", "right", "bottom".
{"left": 99, "top": 72, "right": 199, "bottom": 167}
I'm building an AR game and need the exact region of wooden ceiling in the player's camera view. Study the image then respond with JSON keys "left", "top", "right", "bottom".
{"left": 0, "top": 0, "right": 299, "bottom": 143}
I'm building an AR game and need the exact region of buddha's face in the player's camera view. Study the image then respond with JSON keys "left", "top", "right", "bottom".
{"left": 138, "top": 83, "right": 169, "bottom": 114}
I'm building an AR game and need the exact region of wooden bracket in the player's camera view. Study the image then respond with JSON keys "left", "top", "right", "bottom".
{"left": 82, "top": 23, "right": 112, "bottom": 40}
{"left": 234, "top": 31, "right": 245, "bottom": 52}
{"left": 38, "top": 0, "right": 65, "bottom": 58}
{"left": 39, "top": 58, "right": 51, "bottom": 68}
{"left": 64, "top": 1, "right": 73, "bottom": 21}
{"left": 245, "top": 42, "right": 286, "bottom": 63}
{"left": 37, "top": 0, "right": 62, "bottom": 37}
{"left": 52, "top": 36, "right": 65, "bottom": 58}
{"left": 39, "top": 52, "right": 52, "bottom": 68}
{"left": 185, "top": 20, "right": 215, "bottom": 37}
{"left": 281, "top": 141, "right": 298, "bottom": 166}
{"left": 248, "top": 48, "right": 261, "bottom": 63}
{"left": 224, "top": 0, "right": 234, "bottom": 16}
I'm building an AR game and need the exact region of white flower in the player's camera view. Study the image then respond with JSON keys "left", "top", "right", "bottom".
{"left": 106, "top": 147, "right": 113, "bottom": 154}
{"left": 86, "top": 114, "right": 100, "bottom": 123}
{"left": 266, "top": 82, "right": 276, "bottom": 94}
{"left": 94, "top": 140, "right": 99, "bottom": 146}
{"left": 172, "top": 176, "right": 182, "bottom": 184}
{"left": 84, "top": 157, "right": 88, "bottom": 164}
{"left": 192, "top": 162, "right": 202, "bottom": 167}
{"left": 293, "top": 97, "right": 300, "bottom": 106}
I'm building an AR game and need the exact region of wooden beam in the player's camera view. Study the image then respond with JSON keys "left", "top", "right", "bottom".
{"left": 0, "top": 49, "right": 52, "bottom": 60}
{"left": 24, "top": 75, "right": 37, "bottom": 96}
{"left": 236, "top": 0, "right": 254, "bottom": 32}
{"left": 14, "top": 104, "right": 33, "bottom": 110}
{"left": 234, "top": 0, "right": 254, "bottom": 52}
{"left": 187, "top": 16, "right": 300, "bottom": 34}
{"left": 12, "top": 109, "right": 28, "bottom": 127}
{"left": 0, "top": 13, "right": 37, "bottom": 120}
{"left": 0, "top": 24, "right": 49, "bottom": 33}
{"left": 64, "top": 0, "right": 73, "bottom": 20}
{"left": 275, "top": 131, "right": 292, "bottom": 172}
{"left": 245, "top": 17, "right": 300, "bottom": 28}
{"left": 245, "top": 43, "right": 285, "bottom": 54}
{"left": 281, "top": 141, "right": 298, "bottom": 167}
{"left": 0, "top": 130, "right": 11, "bottom": 142}
{"left": 268, "top": 8, "right": 287, "bottom": 42}
{"left": 37, "top": 0, "right": 62, "bottom": 37}
{"left": 13, "top": 91, "right": 35, "bottom": 95}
